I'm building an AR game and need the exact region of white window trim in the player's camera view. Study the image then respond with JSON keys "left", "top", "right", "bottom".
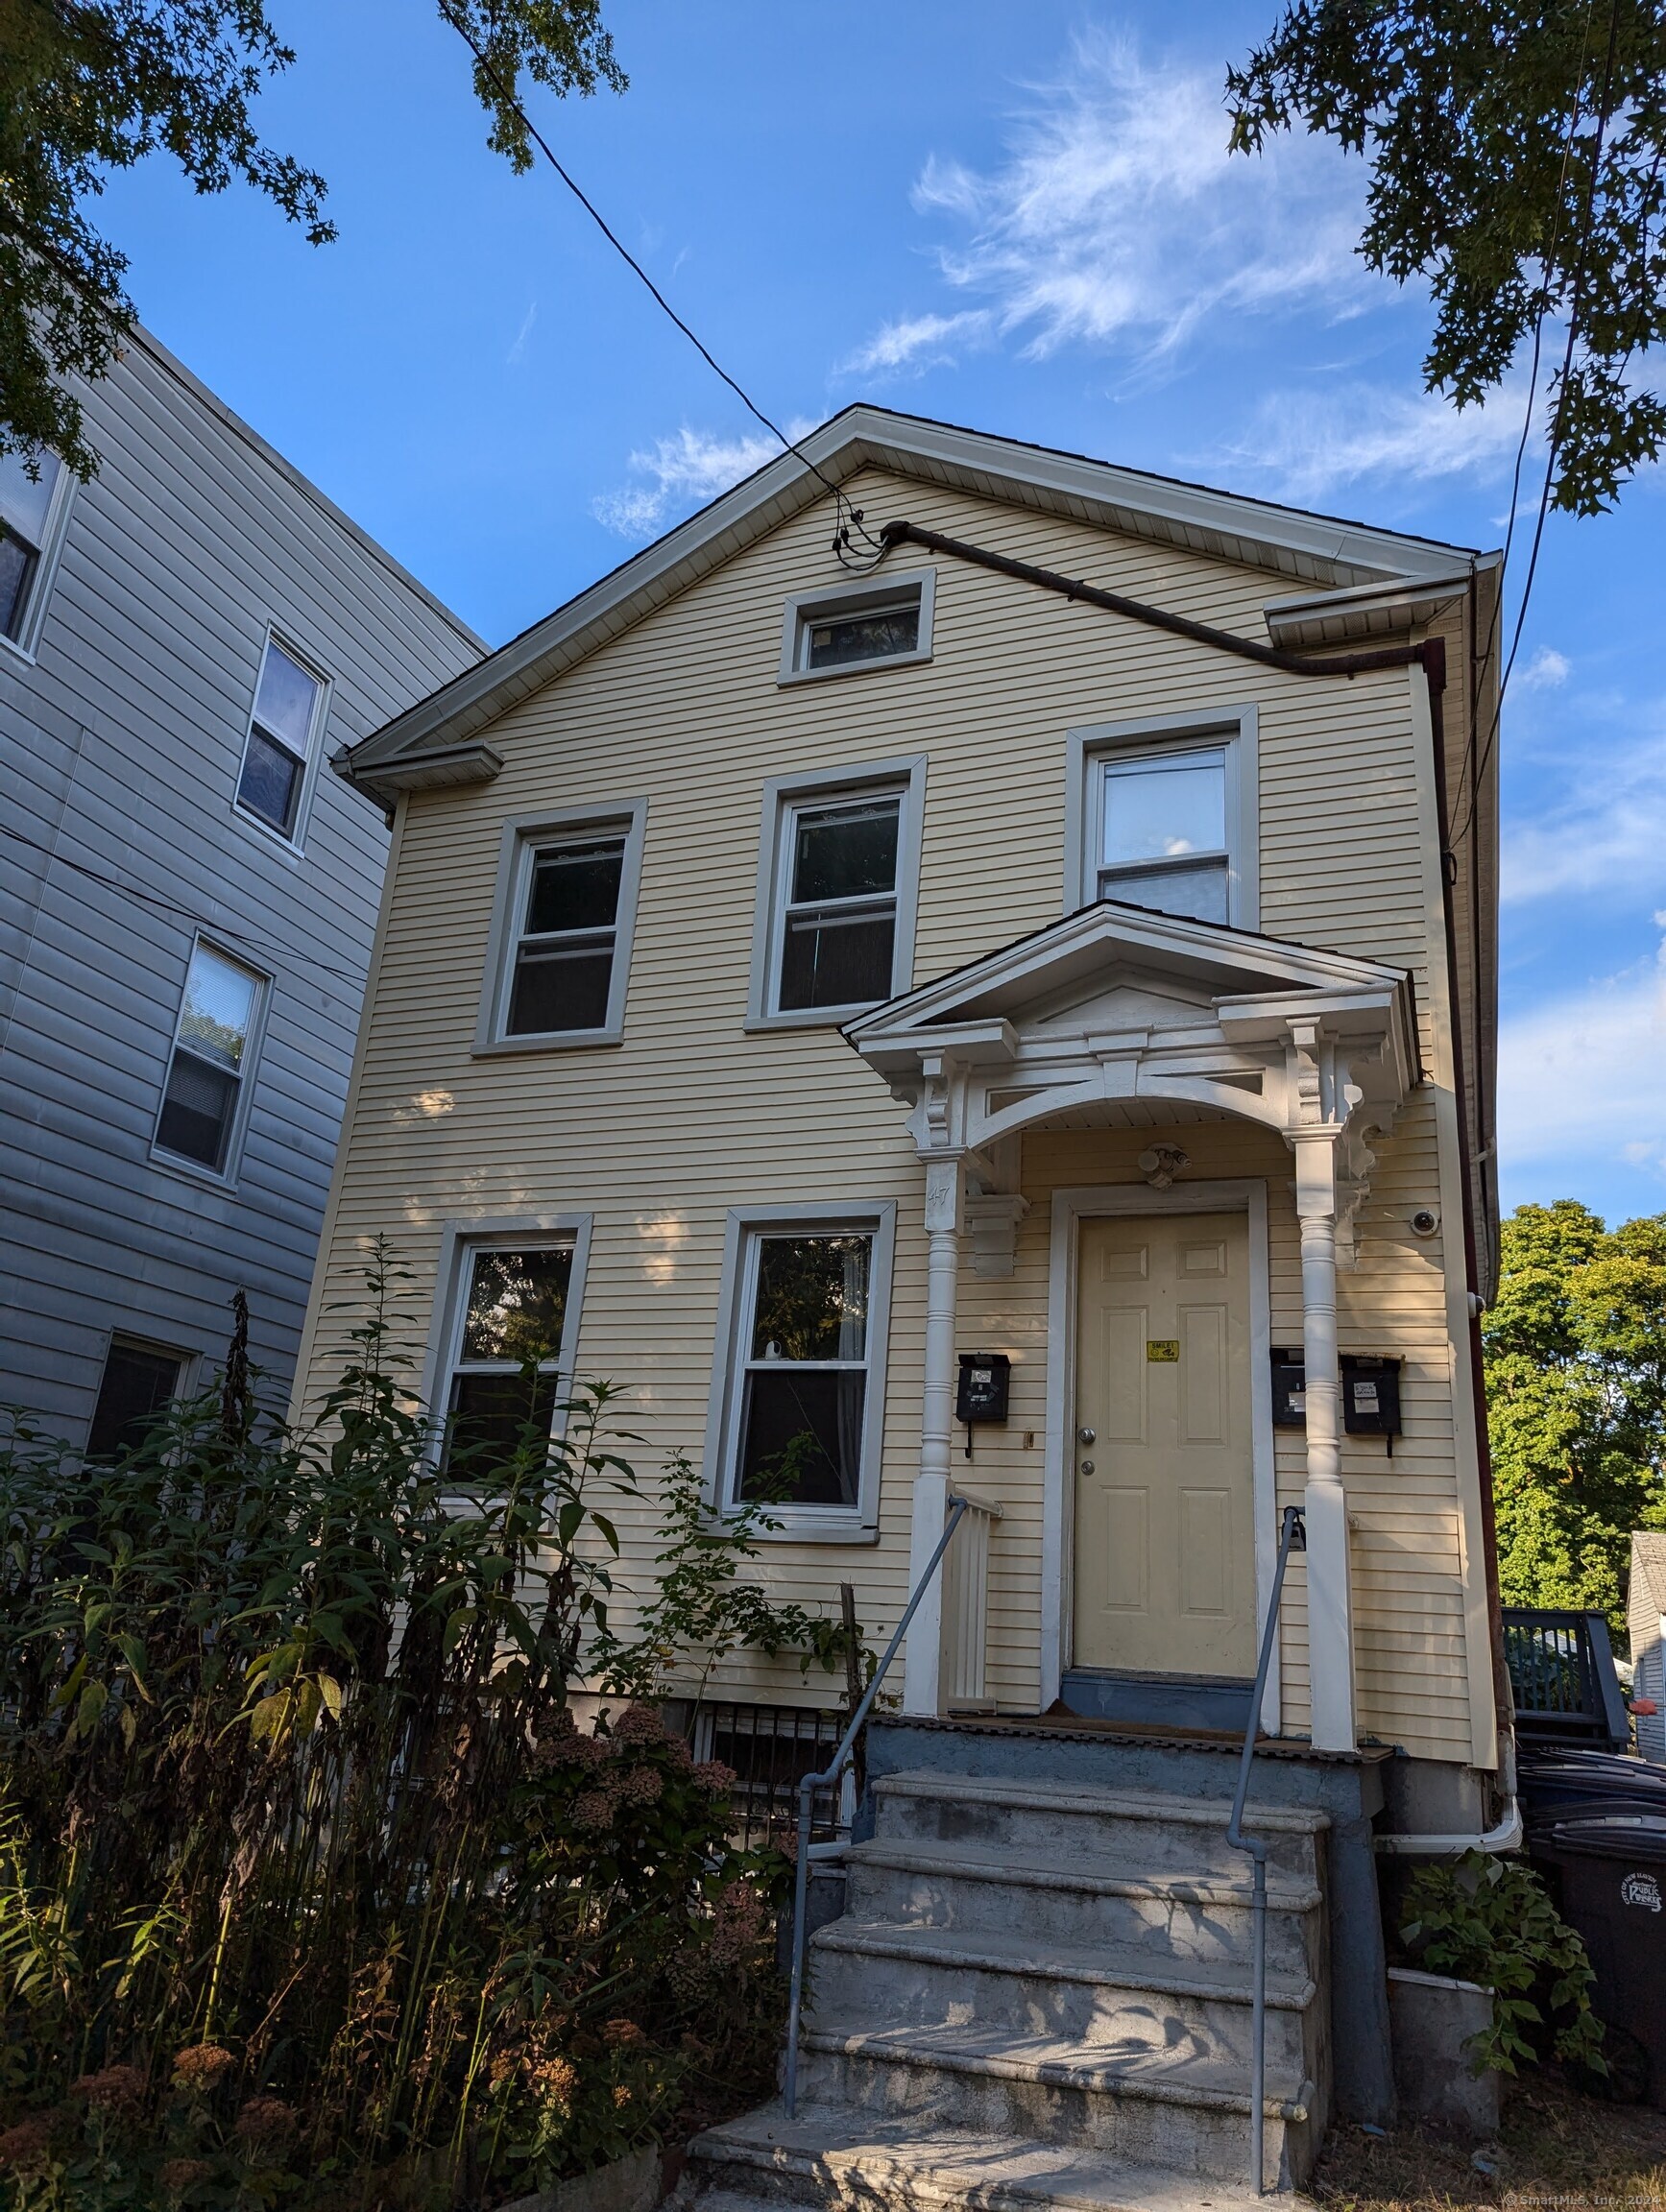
{"left": 745, "top": 756, "right": 926, "bottom": 1032}
{"left": 473, "top": 800, "right": 648, "bottom": 1054}
{"left": 1063, "top": 706, "right": 1260, "bottom": 930}
{"left": 232, "top": 628, "right": 333, "bottom": 858}
{"left": 418, "top": 1214, "right": 595, "bottom": 1465}
{"left": 0, "top": 454, "right": 75, "bottom": 666}
{"left": 777, "top": 567, "right": 936, "bottom": 685}
{"left": 148, "top": 933, "right": 271, "bottom": 1190}
{"left": 702, "top": 1201, "right": 896, "bottom": 1542}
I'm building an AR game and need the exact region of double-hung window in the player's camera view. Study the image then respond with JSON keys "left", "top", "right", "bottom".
{"left": 236, "top": 636, "right": 326, "bottom": 842}
{"left": 478, "top": 804, "right": 647, "bottom": 1050}
{"left": 750, "top": 760, "right": 926, "bottom": 1027}
{"left": 708, "top": 1206, "right": 895, "bottom": 1535}
{"left": 1068, "top": 712, "right": 1258, "bottom": 931}
{"left": 441, "top": 1243, "right": 576, "bottom": 1473}
{"left": 0, "top": 447, "right": 65, "bottom": 645}
{"left": 154, "top": 941, "right": 265, "bottom": 1176}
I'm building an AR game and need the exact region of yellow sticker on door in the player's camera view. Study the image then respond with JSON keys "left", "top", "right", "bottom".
{"left": 1146, "top": 1339, "right": 1180, "bottom": 1362}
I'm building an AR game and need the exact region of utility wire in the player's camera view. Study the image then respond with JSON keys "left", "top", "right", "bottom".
{"left": 436, "top": 2, "right": 887, "bottom": 568}
{"left": 1452, "top": 0, "right": 1621, "bottom": 850}
{"left": 0, "top": 820, "right": 372, "bottom": 993}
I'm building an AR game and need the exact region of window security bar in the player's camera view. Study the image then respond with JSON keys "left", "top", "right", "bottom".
{"left": 782, "top": 1493, "right": 973, "bottom": 2121}
{"left": 1225, "top": 1503, "right": 1306, "bottom": 2198}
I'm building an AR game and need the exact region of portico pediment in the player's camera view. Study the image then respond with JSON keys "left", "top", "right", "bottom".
{"left": 843, "top": 901, "right": 1419, "bottom": 1254}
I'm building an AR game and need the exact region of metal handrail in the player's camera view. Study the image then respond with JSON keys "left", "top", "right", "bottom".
{"left": 1225, "top": 1503, "right": 1306, "bottom": 2197}
{"left": 782, "top": 1492, "right": 973, "bottom": 2120}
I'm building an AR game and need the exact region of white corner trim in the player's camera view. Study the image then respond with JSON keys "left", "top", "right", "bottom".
{"left": 777, "top": 566, "right": 937, "bottom": 685}
{"left": 700, "top": 1199, "right": 897, "bottom": 1542}
{"left": 1063, "top": 704, "right": 1261, "bottom": 929}
{"left": 472, "top": 798, "right": 648, "bottom": 1054}
{"left": 416, "top": 1213, "right": 595, "bottom": 1459}
{"left": 1408, "top": 663, "right": 1500, "bottom": 1773}
{"left": 1041, "top": 1179, "right": 1276, "bottom": 1723}
{"left": 745, "top": 755, "right": 928, "bottom": 1030}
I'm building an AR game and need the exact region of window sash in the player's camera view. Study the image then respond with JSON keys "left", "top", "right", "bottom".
{"left": 728, "top": 1230, "right": 875, "bottom": 1509}
{"left": 155, "top": 944, "right": 263, "bottom": 1174}
{"left": 236, "top": 637, "right": 324, "bottom": 842}
{"left": 1088, "top": 741, "right": 1238, "bottom": 927}
{"left": 502, "top": 837, "right": 625, "bottom": 1037}
{"left": 440, "top": 1241, "right": 577, "bottom": 1472}
{"left": 773, "top": 795, "right": 902, "bottom": 1015}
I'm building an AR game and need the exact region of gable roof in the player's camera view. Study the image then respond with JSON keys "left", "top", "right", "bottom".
{"left": 335, "top": 405, "right": 1497, "bottom": 805}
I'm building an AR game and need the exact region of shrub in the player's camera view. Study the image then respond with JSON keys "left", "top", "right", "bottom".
{"left": 0, "top": 1251, "right": 819, "bottom": 2210}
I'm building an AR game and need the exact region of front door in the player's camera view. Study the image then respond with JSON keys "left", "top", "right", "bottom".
{"left": 1073, "top": 1211, "right": 1256, "bottom": 1678}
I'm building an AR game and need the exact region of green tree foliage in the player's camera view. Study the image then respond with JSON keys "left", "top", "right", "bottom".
{"left": 0, "top": 0, "right": 622, "bottom": 477}
{"left": 1485, "top": 1199, "right": 1666, "bottom": 1631}
{"left": 1228, "top": 3, "right": 1666, "bottom": 515}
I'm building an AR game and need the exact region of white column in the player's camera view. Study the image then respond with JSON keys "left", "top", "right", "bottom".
{"left": 904, "top": 1158, "right": 962, "bottom": 1717}
{"left": 1294, "top": 1129, "right": 1357, "bottom": 1753}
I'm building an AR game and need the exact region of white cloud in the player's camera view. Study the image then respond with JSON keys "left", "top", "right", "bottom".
{"left": 843, "top": 32, "right": 1373, "bottom": 380}
{"left": 1499, "top": 939, "right": 1666, "bottom": 1175}
{"left": 1515, "top": 645, "right": 1571, "bottom": 690}
{"left": 1503, "top": 730, "right": 1666, "bottom": 905}
{"left": 839, "top": 310, "right": 991, "bottom": 375}
{"left": 592, "top": 421, "right": 816, "bottom": 539}
{"left": 1212, "top": 379, "right": 1529, "bottom": 504}
{"left": 507, "top": 301, "right": 537, "bottom": 368}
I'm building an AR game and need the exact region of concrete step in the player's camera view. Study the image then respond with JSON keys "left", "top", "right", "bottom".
{"left": 791, "top": 2021, "right": 1313, "bottom": 2188}
{"left": 872, "top": 1772, "right": 1328, "bottom": 1888}
{"left": 809, "top": 1921, "right": 1316, "bottom": 2080}
{"left": 844, "top": 1837, "right": 1323, "bottom": 1977}
{"left": 687, "top": 2105, "right": 1291, "bottom": 2210}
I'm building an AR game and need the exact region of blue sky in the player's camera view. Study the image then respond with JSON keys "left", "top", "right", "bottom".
{"left": 100, "top": 0, "right": 1666, "bottom": 1226}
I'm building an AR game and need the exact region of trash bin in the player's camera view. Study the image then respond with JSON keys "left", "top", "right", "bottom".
{"left": 1533, "top": 1814, "right": 1666, "bottom": 2108}
{"left": 1520, "top": 1751, "right": 1666, "bottom": 1832}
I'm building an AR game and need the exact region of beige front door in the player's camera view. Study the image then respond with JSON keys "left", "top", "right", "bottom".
{"left": 1073, "top": 1211, "right": 1257, "bottom": 1678}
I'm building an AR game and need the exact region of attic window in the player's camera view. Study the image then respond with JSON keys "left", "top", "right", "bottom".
{"left": 779, "top": 571, "right": 935, "bottom": 684}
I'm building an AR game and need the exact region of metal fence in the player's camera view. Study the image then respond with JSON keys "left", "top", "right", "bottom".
{"left": 691, "top": 1701, "right": 847, "bottom": 1848}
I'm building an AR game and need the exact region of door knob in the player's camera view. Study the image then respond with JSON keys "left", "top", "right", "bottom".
{"left": 1077, "top": 1427, "right": 1096, "bottom": 1444}
{"left": 1079, "top": 1459, "right": 1095, "bottom": 1475}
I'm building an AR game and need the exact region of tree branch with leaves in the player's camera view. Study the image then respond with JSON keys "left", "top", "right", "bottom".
{"left": 0, "top": 0, "right": 622, "bottom": 476}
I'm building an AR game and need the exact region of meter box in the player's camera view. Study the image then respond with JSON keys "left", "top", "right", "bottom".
{"left": 1269, "top": 1351, "right": 1404, "bottom": 1450}
{"left": 956, "top": 1352, "right": 1011, "bottom": 1426}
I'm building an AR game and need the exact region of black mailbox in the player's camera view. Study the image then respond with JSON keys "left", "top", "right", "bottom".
{"left": 956, "top": 1352, "right": 1011, "bottom": 1426}
{"left": 1269, "top": 1351, "right": 1404, "bottom": 1450}
{"left": 1270, "top": 1349, "right": 1307, "bottom": 1429}
{"left": 1341, "top": 1354, "right": 1402, "bottom": 1443}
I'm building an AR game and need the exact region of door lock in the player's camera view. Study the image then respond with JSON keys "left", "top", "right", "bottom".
{"left": 1079, "top": 1459, "right": 1095, "bottom": 1475}
{"left": 1077, "top": 1427, "right": 1096, "bottom": 1444}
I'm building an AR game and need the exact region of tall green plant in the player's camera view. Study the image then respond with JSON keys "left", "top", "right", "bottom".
{"left": 0, "top": 1248, "right": 790, "bottom": 2210}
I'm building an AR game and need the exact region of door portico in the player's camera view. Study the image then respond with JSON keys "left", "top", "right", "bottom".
{"left": 842, "top": 900, "right": 1419, "bottom": 1755}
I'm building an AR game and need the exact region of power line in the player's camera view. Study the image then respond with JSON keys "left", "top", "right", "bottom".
{"left": 0, "top": 820, "right": 373, "bottom": 993}
{"left": 436, "top": 2, "right": 887, "bottom": 569}
{"left": 1452, "top": 0, "right": 1621, "bottom": 851}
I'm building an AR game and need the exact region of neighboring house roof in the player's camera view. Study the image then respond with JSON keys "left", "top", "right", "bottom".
{"left": 1634, "top": 1532, "right": 1666, "bottom": 1617}
{"left": 334, "top": 404, "right": 1500, "bottom": 807}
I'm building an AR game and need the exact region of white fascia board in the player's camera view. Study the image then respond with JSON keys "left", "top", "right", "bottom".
{"left": 340, "top": 406, "right": 1492, "bottom": 786}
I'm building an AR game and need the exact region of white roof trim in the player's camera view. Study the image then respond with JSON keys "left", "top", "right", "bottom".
{"left": 338, "top": 407, "right": 1493, "bottom": 797}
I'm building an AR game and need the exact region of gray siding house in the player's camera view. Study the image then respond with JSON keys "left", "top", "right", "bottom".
{"left": 0, "top": 327, "right": 482, "bottom": 1447}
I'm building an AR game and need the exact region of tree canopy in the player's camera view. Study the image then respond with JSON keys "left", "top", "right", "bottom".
{"left": 0, "top": 0, "right": 623, "bottom": 478}
{"left": 1485, "top": 1199, "right": 1666, "bottom": 1634}
{"left": 1228, "top": 2, "right": 1666, "bottom": 517}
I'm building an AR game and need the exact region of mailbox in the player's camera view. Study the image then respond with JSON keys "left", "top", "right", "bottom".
{"left": 956, "top": 1352, "right": 1011, "bottom": 1426}
{"left": 1269, "top": 1351, "right": 1404, "bottom": 1451}
{"left": 1341, "top": 1354, "right": 1403, "bottom": 1444}
{"left": 1270, "top": 1349, "right": 1308, "bottom": 1429}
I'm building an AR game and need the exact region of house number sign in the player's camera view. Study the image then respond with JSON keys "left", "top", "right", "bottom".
{"left": 1146, "top": 1339, "right": 1180, "bottom": 1362}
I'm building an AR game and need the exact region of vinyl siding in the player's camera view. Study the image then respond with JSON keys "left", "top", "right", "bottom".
{"left": 296, "top": 463, "right": 1489, "bottom": 1767}
{"left": 0, "top": 329, "right": 481, "bottom": 1436}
